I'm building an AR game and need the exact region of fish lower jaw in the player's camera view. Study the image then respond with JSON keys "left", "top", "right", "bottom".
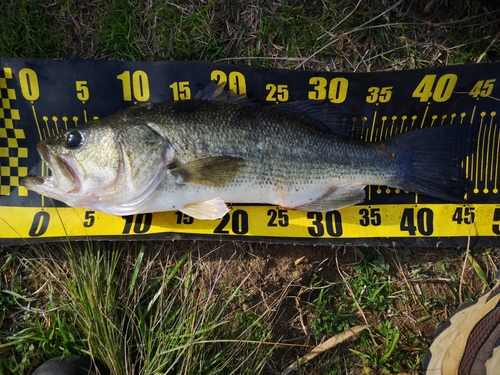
{"left": 22, "top": 175, "right": 60, "bottom": 192}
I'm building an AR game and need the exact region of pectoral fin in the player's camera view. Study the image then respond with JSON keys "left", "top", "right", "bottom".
{"left": 172, "top": 156, "right": 245, "bottom": 187}
{"left": 181, "top": 197, "right": 229, "bottom": 220}
{"left": 293, "top": 184, "right": 366, "bottom": 212}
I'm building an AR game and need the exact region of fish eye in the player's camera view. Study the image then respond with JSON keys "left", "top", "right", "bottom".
{"left": 65, "top": 130, "right": 84, "bottom": 149}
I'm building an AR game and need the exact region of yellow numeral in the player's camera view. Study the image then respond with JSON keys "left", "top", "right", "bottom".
{"left": 469, "top": 79, "right": 496, "bottom": 98}
{"left": 308, "top": 77, "right": 348, "bottom": 103}
{"left": 117, "top": 70, "right": 150, "bottom": 102}
{"left": 308, "top": 77, "right": 327, "bottom": 100}
{"left": 412, "top": 74, "right": 457, "bottom": 102}
{"left": 169, "top": 81, "right": 191, "bottom": 101}
{"left": 265, "top": 83, "right": 289, "bottom": 102}
{"left": 366, "top": 86, "right": 393, "bottom": 103}
{"left": 75, "top": 81, "right": 89, "bottom": 102}
{"left": 19, "top": 68, "right": 40, "bottom": 101}
{"left": 210, "top": 70, "right": 247, "bottom": 95}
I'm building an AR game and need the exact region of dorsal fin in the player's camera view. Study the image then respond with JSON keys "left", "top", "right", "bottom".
{"left": 196, "top": 81, "right": 361, "bottom": 137}
{"left": 195, "top": 81, "right": 255, "bottom": 105}
{"left": 270, "top": 101, "right": 357, "bottom": 138}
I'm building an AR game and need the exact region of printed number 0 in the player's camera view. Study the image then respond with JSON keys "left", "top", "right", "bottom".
{"left": 19, "top": 68, "right": 40, "bottom": 101}
{"left": 29, "top": 211, "right": 50, "bottom": 237}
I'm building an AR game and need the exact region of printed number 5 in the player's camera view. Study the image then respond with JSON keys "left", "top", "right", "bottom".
{"left": 76, "top": 81, "right": 89, "bottom": 102}
{"left": 83, "top": 211, "right": 95, "bottom": 227}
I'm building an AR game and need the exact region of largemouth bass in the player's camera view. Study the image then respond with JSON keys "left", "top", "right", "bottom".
{"left": 22, "top": 83, "right": 469, "bottom": 220}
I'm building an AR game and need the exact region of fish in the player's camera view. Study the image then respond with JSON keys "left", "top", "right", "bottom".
{"left": 22, "top": 82, "right": 471, "bottom": 220}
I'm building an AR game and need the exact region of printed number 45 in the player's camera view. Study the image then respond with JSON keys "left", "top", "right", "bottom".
{"left": 469, "top": 79, "right": 496, "bottom": 98}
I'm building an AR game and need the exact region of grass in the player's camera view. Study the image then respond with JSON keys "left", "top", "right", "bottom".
{"left": 305, "top": 250, "right": 405, "bottom": 373}
{"left": 1, "top": 244, "right": 498, "bottom": 374}
{"left": 1, "top": 1, "right": 498, "bottom": 67}
{"left": 0, "top": 0, "right": 500, "bottom": 374}
{"left": 292, "top": 246, "right": 499, "bottom": 374}
{"left": 1, "top": 242, "right": 281, "bottom": 374}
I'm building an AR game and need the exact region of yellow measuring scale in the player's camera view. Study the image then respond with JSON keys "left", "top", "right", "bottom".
{"left": 0, "top": 59, "right": 498, "bottom": 246}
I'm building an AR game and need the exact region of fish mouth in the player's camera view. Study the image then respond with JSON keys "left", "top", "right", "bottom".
{"left": 22, "top": 141, "right": 80, "bottom": 193}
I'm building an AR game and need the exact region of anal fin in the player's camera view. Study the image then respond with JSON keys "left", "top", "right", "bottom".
{"left": 293, "top": 184, "right": 366, "bottom": 212}
{"left": 181, "top": 197, "right": 229, "bottom": 220}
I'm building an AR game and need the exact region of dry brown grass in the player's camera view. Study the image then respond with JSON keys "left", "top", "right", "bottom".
{"left": 1, "top": 0, "right": 500, "bottom": 374}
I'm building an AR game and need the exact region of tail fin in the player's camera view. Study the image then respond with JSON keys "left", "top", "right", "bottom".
{"left": 386, "top": 125, "right": 477, "bottom": 202}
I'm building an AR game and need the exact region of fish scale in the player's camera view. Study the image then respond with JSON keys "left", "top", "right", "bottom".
{"left": 22, "top": 83, "right": 471, "bottom": 220}
{"left": 128, "top": 99, "right": 394, "bottom": 183}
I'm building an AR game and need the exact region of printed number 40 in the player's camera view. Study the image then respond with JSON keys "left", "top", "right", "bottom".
{"left": 412, "top": 74, "right": 457, "bottom": 103}
{"left": 400, "top": 208, "right": 433, "bottom": 236}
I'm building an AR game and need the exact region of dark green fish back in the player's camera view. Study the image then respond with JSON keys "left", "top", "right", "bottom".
{"left": 127, "top": 100, "right": 396, "bottom": 187}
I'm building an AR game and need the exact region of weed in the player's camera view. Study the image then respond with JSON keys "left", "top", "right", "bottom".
{"left": 1, "top": 242, "right": 280, "bottom": 374}
{"left": 0, "top": 0, "right": 66, "bottom": 58}
{"left": 436, "top": 260, "right": 450, "bottom": 272}
{"left": 1, "top": 1, "right": 500, "bottom": 374}
{"left": 351, "top": 258, "right": 394, "bottom": 311}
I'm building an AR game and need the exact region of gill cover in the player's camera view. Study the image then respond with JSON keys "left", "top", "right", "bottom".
{"left": 23, "top": 113, "right": 172, "bottom": 215}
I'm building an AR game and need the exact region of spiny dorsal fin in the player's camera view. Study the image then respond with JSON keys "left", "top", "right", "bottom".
{"left": 197, "top": 81, "right": 359, "bottom": 137}
{"left": 270, "top": 101, "right": 357, "bottom": 138}
{"left": 195, "top": 81, "right": 255, "bottom": 105}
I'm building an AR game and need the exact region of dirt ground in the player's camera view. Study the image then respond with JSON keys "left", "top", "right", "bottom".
{"left": 1, "top": 1, "right": 499, "bottom": 372}
{"left": 165, "top": 239, "right": 499, "bottom": 373}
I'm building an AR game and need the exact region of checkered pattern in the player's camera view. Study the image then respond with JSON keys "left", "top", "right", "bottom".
{"left": 0, "top": 68, "right": 28, "bottom": 197}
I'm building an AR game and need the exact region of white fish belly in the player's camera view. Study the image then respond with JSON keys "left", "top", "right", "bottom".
{"left": 148, "top": 175, "right": 350, "bottom": 213}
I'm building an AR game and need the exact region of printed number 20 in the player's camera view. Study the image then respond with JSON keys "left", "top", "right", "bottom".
{"left": 214, "top": 210, "right": 249, "bottom": 235}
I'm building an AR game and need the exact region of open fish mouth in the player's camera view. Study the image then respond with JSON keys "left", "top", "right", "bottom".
{"left": 22, "top": 142, "right": 80, "bottom": 194}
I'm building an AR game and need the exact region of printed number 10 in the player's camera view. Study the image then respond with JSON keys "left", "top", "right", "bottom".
{"left": 122, "top": 214, "right": 152, "bottom": 234}
{"left": 117, "top": 70, "right": 150, "bottom": 101}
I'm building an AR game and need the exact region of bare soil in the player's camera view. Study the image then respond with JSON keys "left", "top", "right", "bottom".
{"left": 169, "top": 240, "right": 499, "bottom": 373}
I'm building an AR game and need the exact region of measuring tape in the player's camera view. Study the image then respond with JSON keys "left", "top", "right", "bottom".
{"left": 0, "top": 58, "right": 499, "bottom": 246}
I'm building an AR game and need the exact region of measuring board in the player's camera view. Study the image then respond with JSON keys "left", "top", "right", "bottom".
{"left": 0, "top": 58, "right": 499, "bottom": 246}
